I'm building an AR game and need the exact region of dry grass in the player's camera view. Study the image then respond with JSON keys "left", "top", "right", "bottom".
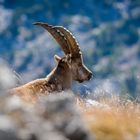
{"left": 79, "top": 96, "right": 140, "bottom": 140}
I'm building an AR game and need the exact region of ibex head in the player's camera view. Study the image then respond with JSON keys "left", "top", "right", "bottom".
{"left": 33, "top": 22, "right": 92, "bottom": 83}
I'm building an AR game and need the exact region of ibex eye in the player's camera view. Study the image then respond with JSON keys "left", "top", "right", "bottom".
{"left": 78, "top": 63, "right": 81, "bottom": 66}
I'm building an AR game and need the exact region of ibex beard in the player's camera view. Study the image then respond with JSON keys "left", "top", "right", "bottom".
{"left": 10, "top": 22, "right": 92, "bottom": 103}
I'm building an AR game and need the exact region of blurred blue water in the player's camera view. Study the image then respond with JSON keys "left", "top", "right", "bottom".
{"left": 0, "top": 0, "right": 140, "bottom": 97}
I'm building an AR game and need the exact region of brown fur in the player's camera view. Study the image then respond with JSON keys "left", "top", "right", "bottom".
{"left": 10, "top": 57, "right": 72, "bottom": 103}
{"left": 10, "top": 23, "right": 92, "bottom": 103}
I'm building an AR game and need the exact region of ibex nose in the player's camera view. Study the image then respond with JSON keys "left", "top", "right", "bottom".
{"left": 88, "top": 72, "right": 92, "bottom": 80}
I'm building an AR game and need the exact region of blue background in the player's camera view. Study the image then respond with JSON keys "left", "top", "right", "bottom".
{"left": 0, "top": 0, "right": 140, "bottom": 98}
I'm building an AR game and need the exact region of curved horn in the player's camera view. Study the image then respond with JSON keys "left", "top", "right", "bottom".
{"left": 54, "top": 26, "right": 81, "bottom": 55}
{"left": 33, "top": 22, "right": 70, "bottom": 55}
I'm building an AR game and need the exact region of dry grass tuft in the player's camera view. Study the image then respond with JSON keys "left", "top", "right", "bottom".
{"left": 79, "top": 96, "right": 140, "bottom": 140}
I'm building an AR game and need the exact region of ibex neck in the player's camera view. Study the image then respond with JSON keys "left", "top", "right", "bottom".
{"left": 46, "top": 68, "right": 72, "bottom": 91}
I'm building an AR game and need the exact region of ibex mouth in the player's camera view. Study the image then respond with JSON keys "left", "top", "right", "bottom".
{"left": 77, "top": 79, "right": 84, "bottom": 83}
{"left": 88, "top": 72, "right": 92, "bottom": 80}
{"left": 77, "top": 74, "right": 92, "bottom": 83}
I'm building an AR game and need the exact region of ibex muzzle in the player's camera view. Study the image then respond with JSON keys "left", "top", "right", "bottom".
{"left": 70, "top": 53, "right": 92, "bottom": 83}
{"left": 10, "top": 22, "right": 92, "bottom": 103}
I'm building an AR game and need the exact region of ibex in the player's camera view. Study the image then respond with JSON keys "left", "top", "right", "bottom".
{"left": 10, "top": 22, "right": 92, "bottom": 103}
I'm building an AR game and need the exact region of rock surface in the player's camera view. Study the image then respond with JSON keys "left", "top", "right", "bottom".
{"left": 0, "top": 93, "right": 92, "bottom": 140}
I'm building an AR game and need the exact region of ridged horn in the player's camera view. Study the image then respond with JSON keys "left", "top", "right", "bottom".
{"left": 33, "top": 22, "right": 70, "bottom": 55}
{"left": 54, "top": 26, "right": 81, "bottom": 55}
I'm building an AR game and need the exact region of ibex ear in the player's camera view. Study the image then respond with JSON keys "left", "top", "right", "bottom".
{"left": 54, "top": 55, "right": 61, "bottom": 63}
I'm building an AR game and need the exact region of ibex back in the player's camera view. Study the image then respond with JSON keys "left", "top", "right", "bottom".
{"left": 10, "top": 22, "right": 92, "bottom": 103}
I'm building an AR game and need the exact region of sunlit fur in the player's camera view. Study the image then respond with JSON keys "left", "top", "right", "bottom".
{"left": 10, "top": 22, "right": 92, "bottom": 103}
{"left": 10, "top": 54, "right": 92, "bottom": 103}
